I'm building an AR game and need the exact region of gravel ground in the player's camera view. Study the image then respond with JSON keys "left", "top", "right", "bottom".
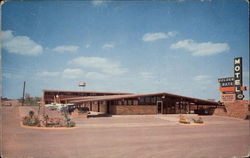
{"left": 1, "top": 102, "right": 249, "bottom": 158}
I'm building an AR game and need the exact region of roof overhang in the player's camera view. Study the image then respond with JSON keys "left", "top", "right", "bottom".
{"left": 68, "top": 92, "right": 219, "bottom": 105}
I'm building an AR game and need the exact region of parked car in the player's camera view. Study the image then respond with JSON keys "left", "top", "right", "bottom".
{"left": 195, "top": 108, "right": 210, "bottom": 115}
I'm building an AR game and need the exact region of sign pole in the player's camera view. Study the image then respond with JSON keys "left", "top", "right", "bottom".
{"left": 234, "top": 57, "right": 244, "bottom": 100}
{"left": 22, "top": 81, "right": 26, "bottom": 106}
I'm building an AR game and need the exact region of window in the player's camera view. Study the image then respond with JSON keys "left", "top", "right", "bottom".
{"left": 128, "top": 100, "right": 132, "bottom": 105}
{"left": 123, "top": 100, "right": 127, "bottom": 105}
{"left": 145, "top": 97, "right": 151, "bottom": 104}
{"left": 115, "top": 100, "right": 118, "bottom": 105}
{"left": 139, "top": 97, "right": 145, "bottom": 105}
{"left": 157, "top": 96, "right": 162, "bottom": 101}
{"left": 133, "top": 100, "right": 138, "bottom": 105}
{"left": 151, "top": 97, "right": 156, "bottom": 104}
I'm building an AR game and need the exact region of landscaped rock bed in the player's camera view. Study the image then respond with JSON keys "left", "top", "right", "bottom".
{"left": 21, "top": 106, "right": 75, "bottom": 128}
{"left": 179, "top": 114, "right": 204, "bottom": 125}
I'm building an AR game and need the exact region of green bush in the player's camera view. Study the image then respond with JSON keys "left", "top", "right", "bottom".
{"left": 23, "top": 116, "right": 40, "bottom": 126}
{"left": 67, "top": 121, "right": 76, "bottom": 127}
{"left": 29, "top": 111, "right": 34, "bottom": 118}
{"left": 179, "top": 115, "right": 190, "bottom": 124}
{"left": 179, "top": 120, "right": 190, "bottom": 124}
{"left": 192, "top": 117, "right": 204, "bottom": 124}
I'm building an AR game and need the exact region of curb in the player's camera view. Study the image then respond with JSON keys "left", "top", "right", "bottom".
{"left": 178, "top": 123, "right": 205, "bottom": 126}
{"left": 20, "top": 122, "right": 77, "bottom": 130}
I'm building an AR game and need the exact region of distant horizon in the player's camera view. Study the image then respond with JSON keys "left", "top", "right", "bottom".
{"left": 2, "top": 1, "right": 249, "bottom": 101}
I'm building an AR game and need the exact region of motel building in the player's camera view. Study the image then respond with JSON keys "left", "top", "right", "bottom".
{"left": 41, "top": 57, "right": 247, "bottom": 117}
{"left": 43, "top": 90, "right": 219, "bottom": 115}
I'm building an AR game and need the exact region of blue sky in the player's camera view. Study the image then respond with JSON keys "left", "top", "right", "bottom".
{"left": 1, "top": 0, "right": 249, "bottom": 100}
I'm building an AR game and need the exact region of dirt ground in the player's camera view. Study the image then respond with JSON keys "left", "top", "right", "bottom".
{"left": 1, "top": 101, "right": 249, "bottom": 158}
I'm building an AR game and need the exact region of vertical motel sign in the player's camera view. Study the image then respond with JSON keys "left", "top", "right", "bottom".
{"left": 234, "top": 57, "right": 244, "bottom": 100}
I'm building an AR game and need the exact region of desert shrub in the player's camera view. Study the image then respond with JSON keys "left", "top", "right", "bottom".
{"left": 179, "top": 120, "right": 190, "bottom": 124}
{"left": 22, "top": 116, "right": 30, "bottom": 125}
{"left": 29, "top": 111, "right": 35, "bottom": 118}
{"left": 43, "top": 114, "right": 49, "bottom": 127}
{"left": 67, "top": 121, "right": 76, "bottom": 127}
{"left": 63, "top": 110, "right": 76, "bottom": 127}
{"left": 193, "top": 117, "right": 204, "bottom": 124}
{"left": 45, "top": 118, "right": 66, "bottom": 127}
{"left": 22, "top": 115, "right": 40, "bottom": 126}
{"left": 179, "top": 115, "right": 190, "bottom": 124}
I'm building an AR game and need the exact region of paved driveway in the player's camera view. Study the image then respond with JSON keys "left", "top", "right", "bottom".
{"left": 1, "top": 103, "right": 249, "bottom": 158}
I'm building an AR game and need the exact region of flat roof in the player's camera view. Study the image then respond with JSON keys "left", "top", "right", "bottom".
{"left": 68, "top": 92, "right": 218, "bottom": 105}
{"left": 61, "top": 96, "right": 112, "bottom": 101}
{"left": 43, "top": 89, "right": 132, "bottom": 95}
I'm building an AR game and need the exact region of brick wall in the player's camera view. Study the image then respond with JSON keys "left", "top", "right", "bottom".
{"left": 99, "top": 103, "right": 107, "bottom": 113}
{"left": 213, "top": 100, "right": 249, "bottom": 119}
{"left": 213, "top": 107, "right": 228, "bottom": 116}
{"left": 109, "top": 105, "right": 157, "bottom": 115}
{"left": 71, "top": 109, "right": 88, "bottom": 118}
{"left": 92, "top": 104, "right": 98, "bottom": 112}
{"left": 224, "top": 100, "right": 249, "bottom": 119}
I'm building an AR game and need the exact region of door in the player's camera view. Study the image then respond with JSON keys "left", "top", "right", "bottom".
{"left": 164, "top": 100, "right": 176, "bottom": 114}
{"left": 106, "top": 101, "right": 110, "bottom": 114}
{"left": 157, "top": 101, "right": 163, "bottom": 114}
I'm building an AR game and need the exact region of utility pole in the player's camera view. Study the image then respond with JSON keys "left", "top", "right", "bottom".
{"left": 22, "top": 81, "right": 26, "bottom": 106}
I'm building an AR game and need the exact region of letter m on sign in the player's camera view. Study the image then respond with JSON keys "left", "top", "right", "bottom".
{"left": 234, "top": 58, "right": 241, "bottom": 64}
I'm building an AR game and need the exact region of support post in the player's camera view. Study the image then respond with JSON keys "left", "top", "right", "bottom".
{"left": 90, "top": 102, "right": 92, "bottom": 111}
{"left": 188, "top": 102, "right": 191, "bottom": 114}
{"left": 98, "top": 101, "right": 100, "bottom": 112}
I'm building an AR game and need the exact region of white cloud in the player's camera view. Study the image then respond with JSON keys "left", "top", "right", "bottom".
{"left": 85, "top": 44, "right": 91, "bottom": 48}
{"left": 37, "top": 71, "right": 60, "bottom": 77}
{"left": 2, "top": 72, "right": 24, "bottom": 79}
{"left": 69, "top": 56, "right": 127, "bottom": 75}
{"left": 92, "top": 0, "right": 104, "bottom": 6}
{"left": 62, "top": 68, "right": 83, "bottom": 79}
{"left": 140, "top": 72, "right": 155, "bottom": 80}
{"left": 167, "top": 31, "right": 177, "bottom": 37}
{"left": 1, "top": 30, "right": 13, "bottom": 40}
{"left": 3, "top": 73, "right": 13, "bottom": 79}
{"left": 52, "top": 45, "right": 79, "bottom": 53}
{"left": 170, "top": 39, "right": 230, "bottom": 56}
{"left": 1, "top": 30, "right": 43, "bottom": 55}
{"left": 86, "top": 72, "right": 108, "bottom": 80}
{"left": 193, "top": 75, "right": 211, "bottom": 81}
{"left": 102, "top": 43, "right": 114, "bottom": 49}
{"left": 142, "top": 31, "right": 177, "bottom": 42}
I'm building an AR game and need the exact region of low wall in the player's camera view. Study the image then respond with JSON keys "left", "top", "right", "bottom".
{"left": 225, "top": 100, "right": 249, "bottom": 119}
{"left": 110, "top": 105, "right": 157, "bottom": 115}
{"left": 214, "top": 100, "right": 249, "bottom": 119}
{"left": 213, "top": 107, "right": 227, "bottom": 116}
{"left": 92, "top": 104, "right": 98, "bottom": 112}
{"left": 71, "top": 109, "right": 88, "bottom": 118}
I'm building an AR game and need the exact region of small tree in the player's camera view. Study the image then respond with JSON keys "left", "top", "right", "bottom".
{"left": 44, "top": 114, "right": 49, "bottom": 127}
{"left": 22, "top": 110, "right": 40, "bottom": 126}
{"left": 29, "top": 111, "right": 34, "bottom": 118}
